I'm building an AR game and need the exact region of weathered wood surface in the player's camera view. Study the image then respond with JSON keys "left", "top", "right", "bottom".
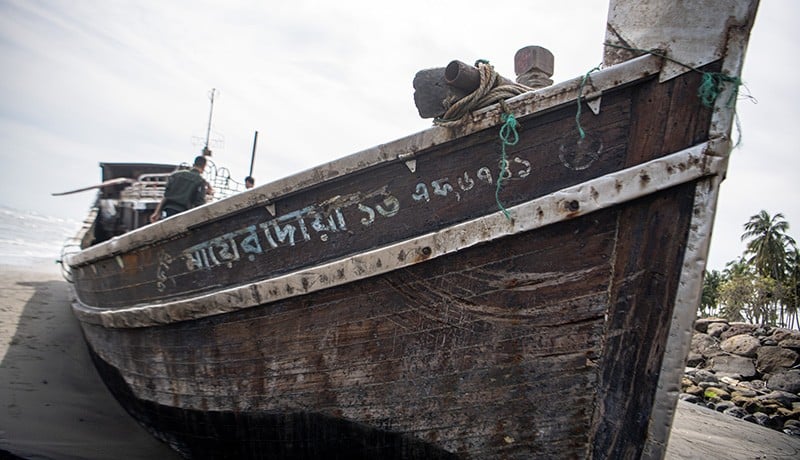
{"left": 70, "top": 66, "right": 711, "bottom": 312}
{"left": 412, "top": 67, "right": 468, "bottom": 119}
{"left": 82, "top": 181, "right": 695, "bottom": 458}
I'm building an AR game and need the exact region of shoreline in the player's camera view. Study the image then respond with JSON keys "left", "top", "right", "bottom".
{"left": 1, "top": 263, "right": 799, "bottom": 459}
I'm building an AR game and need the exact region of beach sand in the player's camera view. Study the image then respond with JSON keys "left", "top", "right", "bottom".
{"left": 1, "top": 262, "right": 799, "bottom": 459}
{"left": 0, "top": 263, "right": 179, "bottom": 460}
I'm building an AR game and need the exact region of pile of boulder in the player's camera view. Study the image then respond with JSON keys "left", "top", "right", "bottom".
{"left": 681, "top": 318, "right": 800, "bottom": 436}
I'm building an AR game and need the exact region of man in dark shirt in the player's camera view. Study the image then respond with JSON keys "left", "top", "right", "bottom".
{"left": 150, "top": 156, "right": 210, "bottom": 222}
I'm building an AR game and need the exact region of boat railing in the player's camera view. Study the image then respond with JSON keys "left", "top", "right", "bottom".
{"left": 119, "top": 173, "right": 170, "bottom": 200}
{"left": 203, "top": 161, "right": 244, "bottom": 200}
{"left": 117, "top": 160, "right": 246, "bottom": 202}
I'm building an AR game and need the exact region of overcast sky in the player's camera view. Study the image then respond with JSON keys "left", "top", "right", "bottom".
{"left": 0, "top": 0, "right": 797, "bottom": 272}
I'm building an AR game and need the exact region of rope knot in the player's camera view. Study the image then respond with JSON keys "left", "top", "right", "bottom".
{"left": 495, "top": 107, "right": 520, "bottom": 221}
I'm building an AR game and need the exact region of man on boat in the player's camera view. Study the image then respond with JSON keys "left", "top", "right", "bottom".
{"left": 244, "top": 176, "right": 255, "bottom": 189}
{"left": 150, "top": 155, "right": 211, "bottom": 222}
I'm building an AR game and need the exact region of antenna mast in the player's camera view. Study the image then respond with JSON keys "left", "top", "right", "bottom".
{"left": 202, "top": 88, "right": 216, "bottom": 156}
{"left": 249, "top": 131, "right": 258, "bottom": 176}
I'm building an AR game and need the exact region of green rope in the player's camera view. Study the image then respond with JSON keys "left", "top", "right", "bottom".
{"left": 603, "top": 42, "right": 743, "bottom": 108}
{"left": 576, "top": 65, "right": 601, "bottom": 139}
{"left": 698, "top": 72, "right": 742, "bottom": 108}
{"left": 496, "top": 110, "right": 519, "bottom": 220}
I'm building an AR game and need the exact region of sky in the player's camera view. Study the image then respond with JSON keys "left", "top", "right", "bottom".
{"left": 0, "top": 0, "right": 797, "bottom": 272}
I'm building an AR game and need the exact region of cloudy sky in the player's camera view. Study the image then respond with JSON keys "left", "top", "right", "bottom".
{"left": 0, "top": 0, "right": 797, "bottom": 272}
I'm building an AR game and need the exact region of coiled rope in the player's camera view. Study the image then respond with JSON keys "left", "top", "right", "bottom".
{"left": 434, "top": 60, "right": 532, "bottom": 128}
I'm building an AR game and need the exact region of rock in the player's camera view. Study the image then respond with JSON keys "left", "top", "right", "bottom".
{"left": 785, "top": 419, "right": 800, "bottom": 429}
{"left": 679, "top": 393, "right": 702, "bottom": 404}
{"left": 750, "top": 411, "right": 772, "bottom": 427}
{"left": 706, "top": 322, "right": 728, "bottom": 338}
{"left": 694, "top": 317, "right": 727, "bottom": 333}
{"left": 708, "top": 353, "right": 757, "bottom": 379}
{"left": 780, "top": 338, "right": 800, "bottom": 351}
{"left": 730, "top": 387, "right": 758, "bottom": 398}
{"left": 704, "top": 387, "right": 731, "bottom": 401}
{"left": 684, "top": 385, "right": 703, "bottom": 396}
{"left": 691, "top": 368, "right": 720, "bottom": 384}
{"left": 685, "top": 352, "right": 704, "bottom": 367}
{"left": 714, "top": 401, "right": 735, "bottom": 412}
{"left": 720, "top": 322, "right": 758, "bottom": 340}
{"left": 756, "top": 390, "right": 800, "bottom": 408}
{"left": 771, "top": 328, "right": 800, "bottom": 343}
{"left": 691, "top": 333, "right": 722, "bottom": 359}
{"left": 723, "top": 406, "right": 749, "bottom": 418}
{"left": 684, "top": 321, "right": 800, "bottom": 437}
{"left": 720, "top": 334, "right": 761, "bottom": 357}
{"left": 737, "top": 379, "right": 768, "bottom": 392}
{"left": 767, "top": 369, "right": 800, "bottom": 393}
{"left": 756, "top": 346, "right": 799, "bottom": 374}
{"left": 784, "top": 425, "right": 800, "bottom": 436}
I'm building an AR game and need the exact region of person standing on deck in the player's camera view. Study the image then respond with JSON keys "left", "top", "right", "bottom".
{"left": 244, "top": 176, "right": 255, "bottom": 189}
{"left": 150, "top": 156, "right": 212, "bottom": 222}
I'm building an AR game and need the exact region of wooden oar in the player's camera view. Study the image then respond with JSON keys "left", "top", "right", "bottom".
{"left": 51, "top": 177, "right": 135, "bottom": 196}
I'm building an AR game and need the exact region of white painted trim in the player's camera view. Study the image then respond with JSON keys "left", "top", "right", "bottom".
{"left": 73, "top": 141, "right": 723, "bottom": 328}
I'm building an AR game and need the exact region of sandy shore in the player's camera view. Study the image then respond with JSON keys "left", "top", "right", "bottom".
{"left": 1, "top": 262, "right": 799, "bottom": 459}
{"left": 0, "top": 263, "right": 179, "bottom": 460}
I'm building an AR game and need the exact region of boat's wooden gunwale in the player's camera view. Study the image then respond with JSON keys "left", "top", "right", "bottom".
{"left": 72, "top": 141, "right": 723, "bottom": 328}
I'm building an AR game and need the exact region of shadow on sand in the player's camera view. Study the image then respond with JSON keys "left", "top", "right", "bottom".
{"left": 0, "top": 275, "right": 180, "bottom": 460}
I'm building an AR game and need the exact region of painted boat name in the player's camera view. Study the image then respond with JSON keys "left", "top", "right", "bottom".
{"left": 158, "top": 158, "right": 531, "bottom": 290}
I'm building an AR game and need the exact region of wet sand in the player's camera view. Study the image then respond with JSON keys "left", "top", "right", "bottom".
{"left": 1, "top": 262, "right": 799, "bottom": 459}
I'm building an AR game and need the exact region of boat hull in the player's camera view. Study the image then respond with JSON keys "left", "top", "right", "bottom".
{"left": 65, "top": 1, "right": 760, "bottom": 453}
{"left": 79, "top": 179, "right": 698, "bottom": 458}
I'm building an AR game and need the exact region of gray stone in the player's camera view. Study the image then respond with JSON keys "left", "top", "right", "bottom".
{"left": 756, "top": 346, "right": 799, "bottom": 374}
{"left": 679, "top": 393, "right": 702, "bottom": 404}
{"left": 771, "top": 327, "right": 800, "bottom": 343}
{"left": 686, "top": 368, "right": 719, "bottom": 385}
{"left": 708, "top": 353, "right": 757, "bottom": 379}
{"left": 756, "top": 390, "right": 800, "bottom": 408}
{"left": 780, "top": 338, "right": 800, "bottom": 351}
{"left": 685, "top": 351, "right": 704, "bottom": 367}
{"left": 785, "top": 419, "right": 800, "bottom": 429}
{"left": 767, "top": 369, "right": 800, "bottom": 393}
{"left": 714, "top": 401, "right": 735, "bottom": 412}
{"left": 730, "top": 387, "right": 758, "bottom": 398}
{"left": 720, "top": 322, "right": 758, "bottom": 340}
{"left": 738, "top": 379, "right": 768, "bottom": 391}
{"left": 784, "top": 425, "right": 800, "bottom": 436}
{"left": 720, "top": 334, "right": 761, "bottom": 357}
{"left": 694, "top": 317, "right": 727, "bottom": 333}
{"left": 723, "top": 406, "right": 749, "bottom": 418}
{"left": 750, "top": 412, "right": 771, "bottom": 426}
{"left": 706, "top": 322, "right": 728, "bottom": 338}
{"left": 691, "top": 333, "right": 722, "bottom": 358}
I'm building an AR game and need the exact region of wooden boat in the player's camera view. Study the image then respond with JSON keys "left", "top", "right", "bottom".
{"left": 61, "top": 1, "right": 759, "bottom": 458}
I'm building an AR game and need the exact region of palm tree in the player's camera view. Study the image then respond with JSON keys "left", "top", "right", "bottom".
{"left": 741, "top": 211, "right": 796, "bottom": 281}
{"left": 785, "top": 248, "right": 800, "bottom": 329}
{"left": 700, "top": 270, "right": 723, "bottom": 317}
{"left": 741, "top": 211, "right": 797, "bottom": 327}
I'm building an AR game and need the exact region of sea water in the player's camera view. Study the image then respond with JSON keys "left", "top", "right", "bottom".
{"left": 0, "top": 205, "right": 81, "bottom": 269}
